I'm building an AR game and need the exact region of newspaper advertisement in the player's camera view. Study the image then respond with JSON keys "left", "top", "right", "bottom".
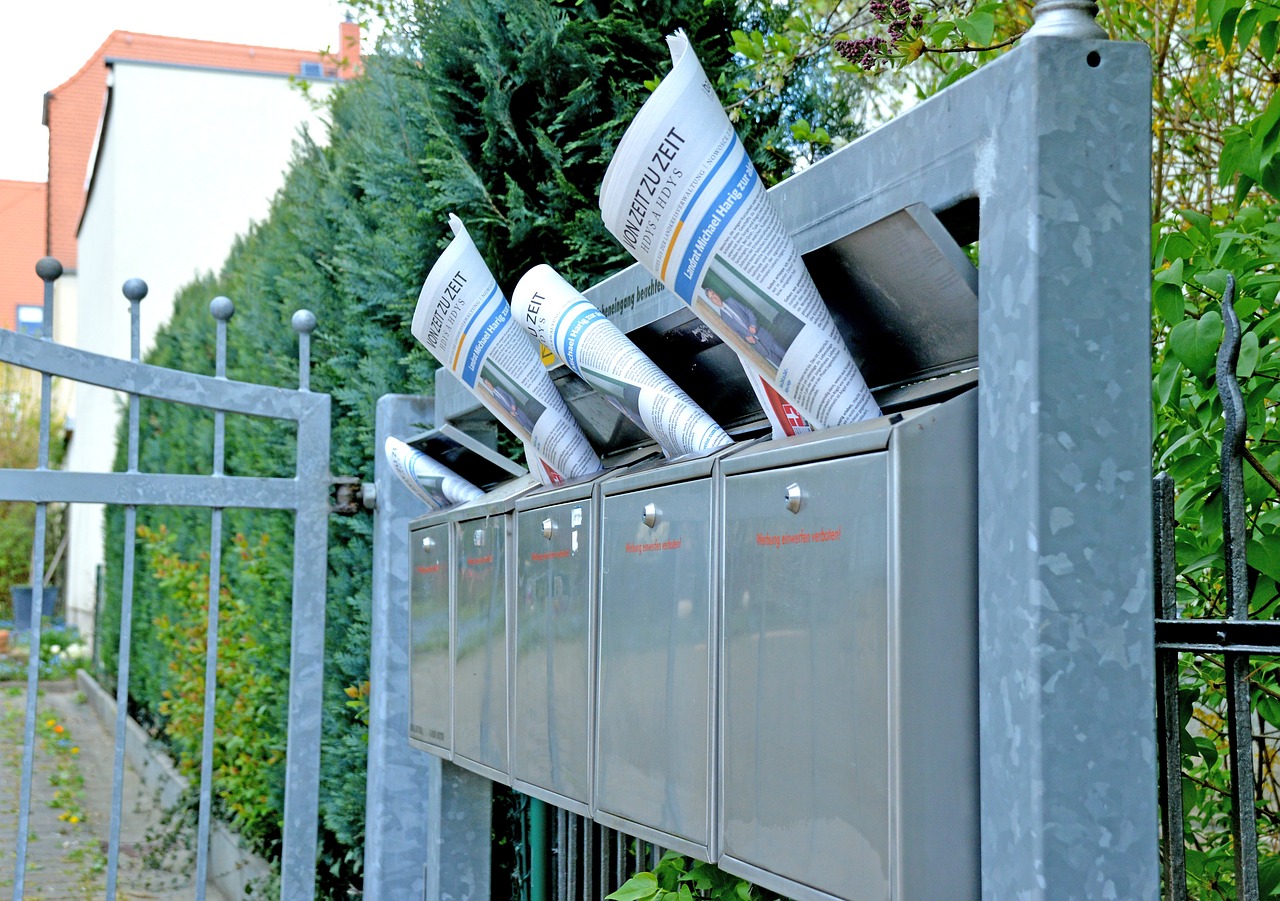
{"left": 411, "top": 216, "right": 603, "bottom": 486}
{"left": 512, "top": 264, "right": 733, "bottom": 458}
{"left": 598, "top": 30, "right": 880, "bottom": 431}
{"left": 746, "top": 370, "right": 813, "bottom": 439}
{"left": 385, "top": 436, "right": 484, "bottom": 510}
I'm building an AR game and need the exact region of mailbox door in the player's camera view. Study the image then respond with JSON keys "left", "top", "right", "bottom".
{"left": 409, "top": 521, "right": 451, "bottom": 756}
{"left": 596, "top": 479, "right": 714, "bottom": 855}
{"left": 513, "top": 500, "right": 593, "bottom": 812}
{"left": 453, "top": 516, "right": 510, "bottom": 781}
{"left": 721, "top": 453, "right": 890, "bottom": 901}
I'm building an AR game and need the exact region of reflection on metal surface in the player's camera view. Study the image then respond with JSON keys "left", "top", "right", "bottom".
{"left": 596, "top": 476, "right": 714, "bottom": 857}
{"left": 513, "top": 497, "right": 594, "bottom": 813}
{"left": 409, "top": 522, "right": 451, "bottom": 756}
{"left": 453, "top": 518, "right": 509, "bottom": 782}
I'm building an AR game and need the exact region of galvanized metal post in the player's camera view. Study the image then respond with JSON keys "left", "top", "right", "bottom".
{"left": 13, "top": 256, "right": 61, "bottom": 901}
{"left": 281, "top": 308, "right": 330, "bottom": 900}
{"left": 107, "top": 276, "right": 148, "bottom": 900}
{"left": 976, "top": 36, "right": 1157, "bottom": 901}
{"left": 364, "top": 394, "right": 493, "bottom": 900}
{"left": 194, "top": 297, "right": 235, "bottom": 901}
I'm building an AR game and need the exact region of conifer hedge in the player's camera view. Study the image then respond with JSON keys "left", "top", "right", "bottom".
{"left": 98, "top": 0, "right": 810, "bottom": 894}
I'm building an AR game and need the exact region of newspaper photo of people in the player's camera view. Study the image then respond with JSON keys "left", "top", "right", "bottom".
{"left": 696, "top": 256, "right": 805, "bottom": 378}
{"left": 479, "top": 362, "right": 545, "bottom": 435}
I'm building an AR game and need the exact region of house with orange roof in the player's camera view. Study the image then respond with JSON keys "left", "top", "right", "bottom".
{"left": 46, "top": 22, "right": 360, "bottom": 639}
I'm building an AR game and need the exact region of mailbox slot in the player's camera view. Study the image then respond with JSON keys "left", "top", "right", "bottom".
{"left": 716, "top": 387, "right": 978, "bottom": 901}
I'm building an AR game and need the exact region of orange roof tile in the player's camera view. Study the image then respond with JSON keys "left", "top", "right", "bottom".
{"left": 44, "top": 27, "right": 358, "bottom": 270}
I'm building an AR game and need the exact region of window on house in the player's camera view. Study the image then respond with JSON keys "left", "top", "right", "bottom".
{"left": 15, "top": 306, "right": 43, "bottom": 338}
{"left": 299, "top": 61, "right": 324, "bottom": 78}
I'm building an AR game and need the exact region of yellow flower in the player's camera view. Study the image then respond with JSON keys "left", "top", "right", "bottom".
{"left": 70, "top": 747, "right": 79, "bottom": 755}
{"left": 45, "top": 719, "right": 55, "bottom": 728}
{"left": 69, "top": 815, "right": 79, "bottom": 824}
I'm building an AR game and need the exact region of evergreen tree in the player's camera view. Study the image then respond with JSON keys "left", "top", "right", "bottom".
{"left": 100, "top": 1, "right": 807, "bottom": 895}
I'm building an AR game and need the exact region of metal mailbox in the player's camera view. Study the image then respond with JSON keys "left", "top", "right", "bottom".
{"left": 418, "top": 201, "right": 982, "bottom": 886}
{"left": 406, "top": 425, "right": 527, "bottom": 762}
{"left": 511, "top": 448, "right": 657, "bottom": 815}
{"left": 450, "top": 476, "right": 538, "bottom": 783}
{"left": 408, "top": 518, "right": 452, "bottom": 757}
{"left": 593, "top": 446, "right": 744, "bottom": 859}
{"left": 716, "top": 386, "right": 978, "bottom": 901}
{"left": 511, "top": 479, "right": 598, "bottom": 814}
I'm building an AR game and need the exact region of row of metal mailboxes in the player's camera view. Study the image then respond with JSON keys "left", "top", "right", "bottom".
{"left": 408, "top": 386, "right": 980, "bottom": 901}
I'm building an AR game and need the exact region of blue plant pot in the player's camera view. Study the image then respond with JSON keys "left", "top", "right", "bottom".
{"left": 10, "top": 587, "right": 58, "bottom": 631}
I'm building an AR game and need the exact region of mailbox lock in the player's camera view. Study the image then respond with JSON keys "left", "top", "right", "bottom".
{"left": 421, "top": 536, "right": 435, "bottom": 552}
{"left": 784, "top": 483, "right": 803, "bottom": 514}
{"left": 542, "top": 518, "right": 556, "bottom": 541}
{"left": 642, "top": 503, "right": 658, "bottom": 529}
{"left": 473, "top": 529, "right": 486, "bottom": 548}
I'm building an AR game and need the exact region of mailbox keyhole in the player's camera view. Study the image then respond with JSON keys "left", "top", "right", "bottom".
{"left": 542, "top": 518, "right": 556, "bottom": 541}
{"left": 642, "top": 503, "right": 658, "bottom": 528}
{"left": 785, "top": 483, "right": 803, "bottom": 514}
{"left": 421, "top": 536, "right": 435, "bottom": 551}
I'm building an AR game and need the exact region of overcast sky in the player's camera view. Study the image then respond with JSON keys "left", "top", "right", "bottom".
{"left": 1, "top": 0, "right": 365, "bottom": 183}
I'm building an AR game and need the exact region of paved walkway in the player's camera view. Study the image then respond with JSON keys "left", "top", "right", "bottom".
{"left": 0, "top": 680, "right": 231, "bottom": 900}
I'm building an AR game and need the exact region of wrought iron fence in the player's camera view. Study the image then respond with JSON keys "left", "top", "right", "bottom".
{"left": 499, "top": 789, "right": 662, "bottom": 901}
{"left": 1155, "top": 274, "right": 1280, "bottom": 900}
{"left": 0, "top": 259, "right": 333, "bottom": 900}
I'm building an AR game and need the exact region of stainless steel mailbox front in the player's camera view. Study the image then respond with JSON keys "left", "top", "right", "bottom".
{"left": 595, "top": 452, "right": 731, "bottom": 859}
{"left": 512, "top": 481, "right": 596, "bottom": 815}
{"left": 408, "top": 519, "right": 452, "bottom": 757}
{"left": 717, "top": 389, "right": 979, "bottom": 901}
{"left": 453, "top": 508, "right": 514, "bottom": 784}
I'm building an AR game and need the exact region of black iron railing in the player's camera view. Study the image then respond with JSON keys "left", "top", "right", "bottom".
{"left": 1156, "top": 274, "right": 1280, "bottom": 901}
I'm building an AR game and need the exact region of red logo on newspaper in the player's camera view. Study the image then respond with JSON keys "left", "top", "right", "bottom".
{"left": 543, "top": 461, "right": 564, "bottom": 485}
{"left": 763, "top": 382, "right": 810, "bottom": 436}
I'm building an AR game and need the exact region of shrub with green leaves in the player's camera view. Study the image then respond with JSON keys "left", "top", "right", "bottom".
{"left": 607, "top": 851, "right": 784, "bottom": 901}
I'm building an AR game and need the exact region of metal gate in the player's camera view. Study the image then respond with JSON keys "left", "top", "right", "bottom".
{"left": 0, "top": 257, "right": 333, "bottom": 900}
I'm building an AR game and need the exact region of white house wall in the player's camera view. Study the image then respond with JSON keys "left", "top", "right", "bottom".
{"left": 65, "top": 61, "right": 333, "bottom": 642}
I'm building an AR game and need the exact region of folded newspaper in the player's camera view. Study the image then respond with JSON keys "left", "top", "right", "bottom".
{"left": 411, "top": 216, "right": 603, "bottom": 486}
{"left": 599, "top": 31, "right": 881, "bottom": 431}
{"left": 385, "top": 436, "right": 484, "bottom": 509}
{"left": 512, "top": 264, "right": 733, "bottom": 458}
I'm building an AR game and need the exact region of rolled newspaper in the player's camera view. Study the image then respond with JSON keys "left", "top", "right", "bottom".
{"left": 384, "top": 436, "right": 484, "bottom": 510}
{"left": 411, "top": 216, "right": 603, "bottom": 486}
{"left": 599, "top": 31, "right": 880, "bottom": 431}
{"left": 512, "top": 264, "right": 733, "bottom": 458}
